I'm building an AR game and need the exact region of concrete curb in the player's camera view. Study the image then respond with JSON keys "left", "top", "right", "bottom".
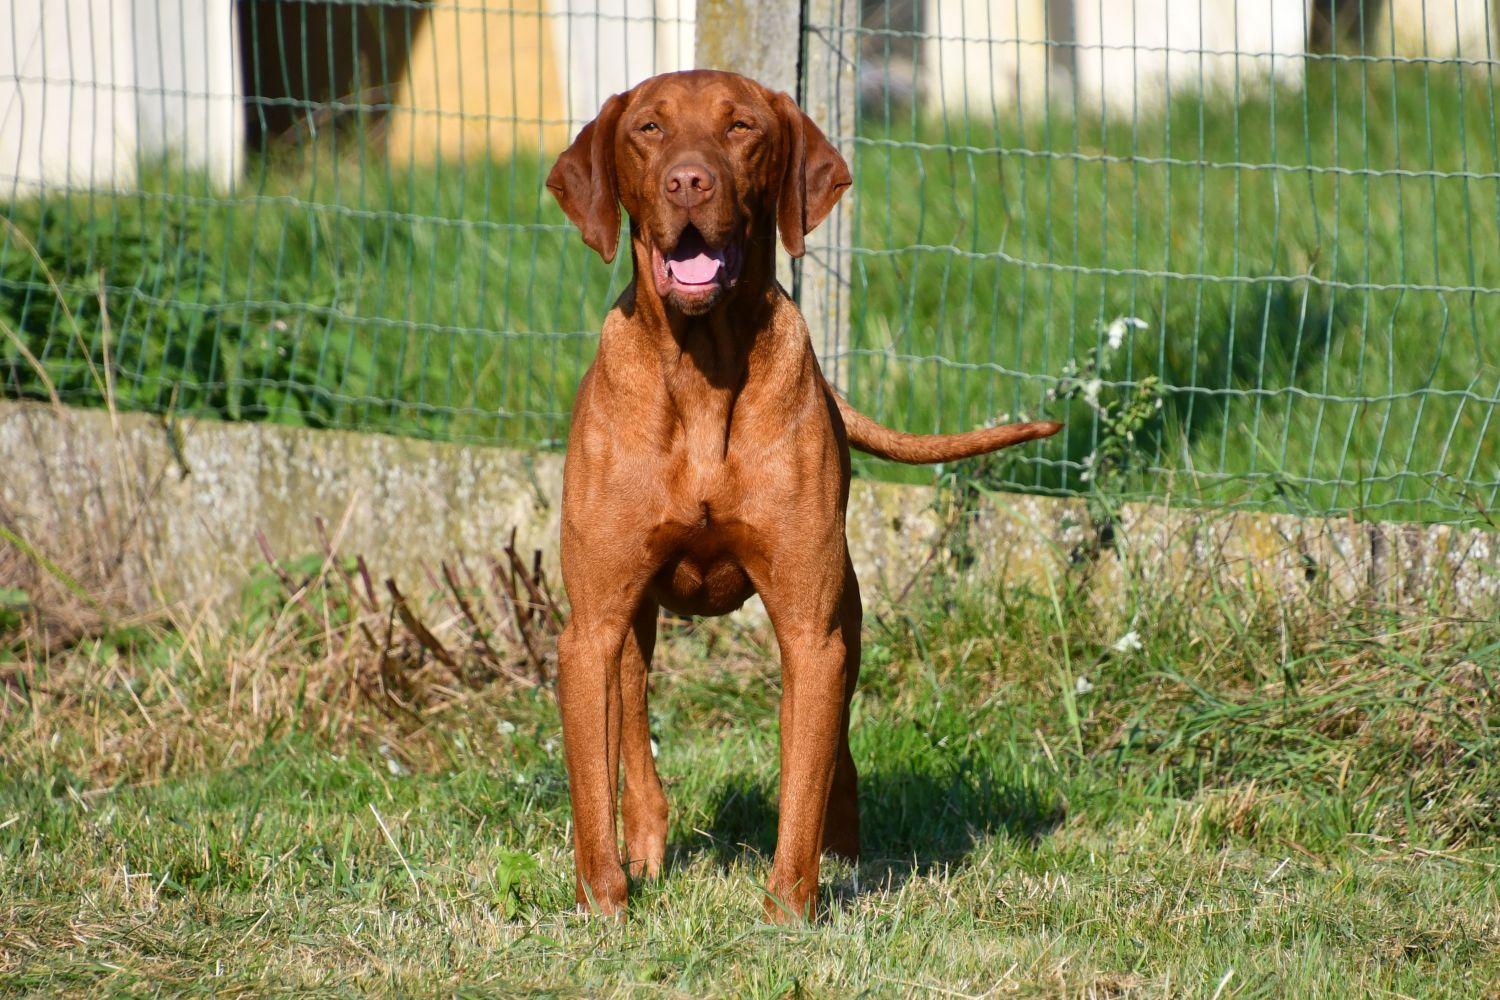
{"left": 2, "top": 401, "right": 1495, "bottom": 615}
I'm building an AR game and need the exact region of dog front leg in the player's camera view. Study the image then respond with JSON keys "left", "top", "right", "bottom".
{"left": 620, "top": 599, "right": 668, "bottom": 879}
{"left": 755, "top": 554, "right": 853, "bottom": 923}
{"left": 764, "top": 622, "right": 847, "bottom": 922}
{"left": 557, "top": 612, "right": 630, "bottom": 915}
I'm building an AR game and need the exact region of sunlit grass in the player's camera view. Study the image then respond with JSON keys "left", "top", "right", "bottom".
{"left": 2, "top": 548, "right": 1496, "bottom": 994}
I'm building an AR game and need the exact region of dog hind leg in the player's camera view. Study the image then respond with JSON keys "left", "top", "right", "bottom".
{"left": 821, "top": 568, "right": 862, "bottom": 862}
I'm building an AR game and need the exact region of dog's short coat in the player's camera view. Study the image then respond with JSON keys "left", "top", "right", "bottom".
{"left": 545, "top": 69, "right": 1061, "bottom": 922}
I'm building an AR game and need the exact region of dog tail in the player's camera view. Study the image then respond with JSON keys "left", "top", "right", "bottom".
{"left": 831, "top": 389, "right": 1062, "bottom": 464}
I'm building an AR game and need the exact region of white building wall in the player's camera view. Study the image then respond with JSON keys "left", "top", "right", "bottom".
{"left": 130, "top": 0, "right": 243, "bottom": 190}
{"left": 1070, "top": 0, "right": 1310, "bottom": 116}
{"left": 919, "top": 0, "right": 1500, "bottom": 121}
{"left": 1384, "top": 0, "right": 1494, "bottom": 58}
{"left": 919, "top": 0, "right": 1320, "bottom": 120}
{"left": 922, "top": 0, "right": 1051, "bottom": 118}
{"left": 0, "top": 0, "right": 241, "bottom": 198}
{"left": 2, "top": 0, "right": 139, "bottom": 196}
{"left": 552, "top": 0, "right": 696, "bottom": 134}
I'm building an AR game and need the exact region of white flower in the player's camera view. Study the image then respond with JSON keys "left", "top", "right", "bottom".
{"left": 1081, "top": 378, "right": 1103, "bottom": 408}
{"left": 378, "top": 742, "right": 407, "bottom": 776}
{"left": 1106, "top": 315, "right": 1149, "bottom": 350}
{"left": 1074, "top": 675, "right": 1094, "bottom": 695}
{"left": 1111, "top": 630, "right": 1143, "bottom": 654}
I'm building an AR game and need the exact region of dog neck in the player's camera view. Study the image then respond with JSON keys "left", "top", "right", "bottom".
{"left": 622, "top": 221, "right": 787, "bottom": 389}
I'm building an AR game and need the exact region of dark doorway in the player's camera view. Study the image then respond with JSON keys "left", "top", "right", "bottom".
{"left": 237, "top": 0, "right": 433, "bottom": 148}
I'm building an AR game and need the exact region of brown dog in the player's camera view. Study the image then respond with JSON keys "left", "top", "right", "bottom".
{"left": 545, "top": 69, "right": 1060, "bottom": 922}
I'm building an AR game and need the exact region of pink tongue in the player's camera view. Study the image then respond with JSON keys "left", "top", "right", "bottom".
{"left": 669, "top": 252, "right": 721, "bottom": 285}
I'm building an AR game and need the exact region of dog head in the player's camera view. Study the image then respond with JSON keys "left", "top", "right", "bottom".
{"left": 546, "top": 70, "right": 851, "bottom": 316}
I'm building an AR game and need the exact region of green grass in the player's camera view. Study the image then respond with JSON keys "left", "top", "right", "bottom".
{"left": 847, "top": 61, "right": 1500, "bottom": 517}
{"left": 2, "top": 61, "right": 1498, "bottom": 521}
{"left": 2, "top": 557, "right": 1497, "bottom": 995}
{"left": 0, "top": 148, "right": 607, "bottom": 445}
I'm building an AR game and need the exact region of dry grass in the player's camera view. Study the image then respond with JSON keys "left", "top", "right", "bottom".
{"left": 1, "top": 414, "right": 1497, "bottom": 996}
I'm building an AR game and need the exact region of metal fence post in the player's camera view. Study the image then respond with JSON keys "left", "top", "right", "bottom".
{"left": 696, "top": 0, "right": 854, "bottom": 391}
{"left": 694, "top": 0, "right": 801, "bottom": 294}
{"left": 797, "top": 0, "right": 856, "bottom": 394}
{"left": 693, "top": 0, "right": 800, "bottom": 92}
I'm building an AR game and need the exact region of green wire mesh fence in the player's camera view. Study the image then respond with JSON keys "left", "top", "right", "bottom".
{"left": 826, "top": 0, "right": 1500, "bottom": 522}
{"left": 2, "top": 0, "right": 694, "bottom": 447}
{"left": 2, "top": 1, "right": 1498, "bottom": 525}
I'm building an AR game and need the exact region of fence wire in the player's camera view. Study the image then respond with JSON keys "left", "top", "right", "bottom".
{"left": 2, "top": 0, "right": 1498, "bottom": 525}
{"left": 829, "top": 0, "right": 1500, "bottom": 522}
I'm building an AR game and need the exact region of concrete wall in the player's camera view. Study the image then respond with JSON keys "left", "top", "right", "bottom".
{"left": 3, "top": 401, "right": 1494, "bottom": 618}
{"left": 1, "top": 0, "right": 242, "bottom": 197}
{"left": 695, "top": 0, "right": 797, "bottom": 96}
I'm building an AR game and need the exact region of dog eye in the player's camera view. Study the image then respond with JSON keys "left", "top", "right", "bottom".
{"left": 730, "top": 120, "right": 752, "bottom": 134}
{"left": 639, "top": 122, "right": 660, "bottom": 134}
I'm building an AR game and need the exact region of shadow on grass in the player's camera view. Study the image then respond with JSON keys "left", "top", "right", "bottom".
{"left": 1151, "top": 277, "right": 1339, "bottom": 450}
{"left": 677, "top": 758, "right": 1064, "bottom": 900}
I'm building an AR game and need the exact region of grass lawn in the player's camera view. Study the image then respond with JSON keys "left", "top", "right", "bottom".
{"left": 3, "top": 61, "right": 1498, "bottom": 523}
{"left": 2, "top": 554, "right": 1496, "bottom": 995}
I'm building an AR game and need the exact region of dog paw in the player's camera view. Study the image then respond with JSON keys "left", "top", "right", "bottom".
{"left": 762, "top": 873, "right": 815, "bottom": 925}
{"left": 575, "top": 865, "right": 629, "bottom": 917}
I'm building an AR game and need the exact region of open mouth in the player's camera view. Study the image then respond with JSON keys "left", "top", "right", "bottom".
{"left": 650, "top": 225, "right": 741, "bottom": 306}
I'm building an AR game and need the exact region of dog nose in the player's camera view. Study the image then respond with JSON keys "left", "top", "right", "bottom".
{"left": 664, "top": 162, "right": 715, "bottom": 207}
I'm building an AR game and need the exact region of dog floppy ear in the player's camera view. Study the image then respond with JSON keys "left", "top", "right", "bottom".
{"left": 772, "top": 91, "right": 852, "bottom": 258}
{"left": 547, "top": 92, "right": 628, "bottom": 262}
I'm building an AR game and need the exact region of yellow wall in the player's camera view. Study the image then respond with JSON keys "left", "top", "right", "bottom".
{"left": 386, "top": 0, "right": 569, "bottom": 164}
